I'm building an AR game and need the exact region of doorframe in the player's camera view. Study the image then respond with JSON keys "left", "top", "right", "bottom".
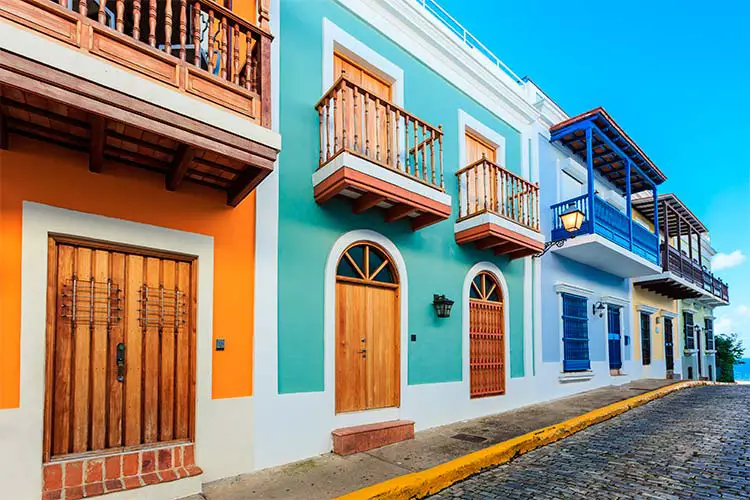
{"left": 14, "top": 202, "right": 215, "bottom": 497}
{"left": 461, "top": 262, "right": 510, "bottom": 405}
{"left": 324, "top": 230, "right": 408, "bottom": 427}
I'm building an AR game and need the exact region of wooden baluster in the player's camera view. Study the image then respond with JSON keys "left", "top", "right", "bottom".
{"left": 458, "top": 171, "right": 463, "bottom": 218}
{"left": 79, "top": 0, "right": 87, "bottom": 16}
{"left": 342, "top": 83, "right": 348, "bottom": 150}
{"left": 386, "top": 108, "right": 392, "bottom": 166}
{"left": 421, "top": 124, "right": 427, "bottom": 180}
{"left": 413, "top": 120, "right": 419, "bottom": 178}
{"left": 318, "top": 106, "right": 323, "bottom": 166}
{"left": 133, "top": 0, "right": 141, "bottom": 40}
{"left": 98, "top": 0, "right": 107, "bottom": 25}
{"left": 333, "top": 88, "right": 339, "bottom": 153}
{"left": 116, "top": 0, "right": 125, "bottom": 32}
{"left": 325, "top": 101, "right": 330, "bottom": 160}
{"left": 364, "top": 93, "right": 370, "bottom": 157}
{"left": 164, "top": 0, "right": 173, "bottom": 55}
{"left": 375, "top": 98, "right": 381, "bottom": 162}
{"left": 220, "top": 17, "right": 228, "bottom": 80}
{"left": 353, "top": 86, "right": 359, "bottom": 152}
{"left": 148, "top": 0, "right": 156, "bottom": 47}
{"left": 207, "top": 10, "right": 215, "bottom": 74}
{"left": 438, "top": 125, "right": 444, "bottom": 189}
{"left": 430, "top": 132, "right": 435, "bottom": 186}
{"left": 394, "top": 111, "right": 402, "bottom": 170}
{"left": 193, "top": 2, "right": 200, "bottom": 66}
{"left": 233, "top": 25, "right": 240, "bottom": 84}
{"left": 178, "top": 0, "right": 186, "bottom": 59}
{"left": 483, "top": 160, "right": 488, "bottom": 211}
{"left": 404, "top": 117, "right": 410, "bottom": 175}
{"left": 244, "top": 32, "right": 253, "bottom": 90}
{"left": 473, "top": 163, "right": 479, "bottom": 214}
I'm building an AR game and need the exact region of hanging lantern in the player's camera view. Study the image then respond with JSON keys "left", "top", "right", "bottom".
{"left": 432, "top": 294, "right": 454, "bottom": 319}
{"left": 559, "top": 206, "right": 585, "bottom": 233}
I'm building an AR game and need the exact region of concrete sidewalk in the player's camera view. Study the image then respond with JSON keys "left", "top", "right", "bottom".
{"left": 191, "top": 379, "right": 677, "bottom": 500}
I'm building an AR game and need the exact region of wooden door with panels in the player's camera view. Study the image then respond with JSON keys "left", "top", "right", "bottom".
{"left": 335, "top": 242, "right": 399, "bottom": 413}
{"left": 333, "top": 53, "right": 393, "bottom": 164}
{"left": 469, "top": 271, "right": 505, "bottom": 398}
{"left": 43, "top": 236, "right": 196, "bottom": 462}
{"left": 465, "top": 132, "right": 497, "bottom": 214}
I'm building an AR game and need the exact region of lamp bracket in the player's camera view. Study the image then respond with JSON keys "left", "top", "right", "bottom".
{"left": 533, "top": 239, "right": 566, "bottom": 259}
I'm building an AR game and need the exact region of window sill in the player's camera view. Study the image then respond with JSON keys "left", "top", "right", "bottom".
{"left": 684, "top": 349, "right": 697, "bottom": 355}
{"left": 559, "top": 371, "right": 594, "bottom": 383}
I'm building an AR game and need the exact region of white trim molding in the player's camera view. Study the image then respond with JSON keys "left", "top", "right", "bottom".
{"left": 661, "top": 310, "right": 678, "bottom": 319}
{"left": 558, "top": 371, "right": 594, "bottom": 383}
{"left": 457, "top": 109, "right": 508, "bottom": 170}
{"left": 637, "top": 304, "right": 660, "bottom": 315}
{"left": 600, "top": 295, "right": 630, "bottom": 308}
{"left": 554, "top": 282, "right": 595, "bottom": 297}
{"left": 322, "top": 17, "right": 404, "bottom": 104}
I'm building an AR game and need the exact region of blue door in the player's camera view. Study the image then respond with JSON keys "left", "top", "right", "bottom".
{"left": 607, "top": 306, "right": 622, "bottom": 370}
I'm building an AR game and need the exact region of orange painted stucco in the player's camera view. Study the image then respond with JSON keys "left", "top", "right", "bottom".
{"left": 0, "top": 137, "right": 256, "bottom": 409}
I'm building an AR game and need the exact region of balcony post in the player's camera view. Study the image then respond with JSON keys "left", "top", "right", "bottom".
{"left": 259, "top": 34, "right": 272, "bottom": 128}
{"left": 653, "top": 184, "right": 659, "bottom": 265}
{"left": 676, "top": 214, "right": 682, "bottom": 276}
{"left": 585, "top": 126, "right": 595, "bottom": 229}
{"left": 626, "top": 160, "right": 633, "bottom": 251}
{"left": 662, "top": 199, "right": 670, "bottom": 272}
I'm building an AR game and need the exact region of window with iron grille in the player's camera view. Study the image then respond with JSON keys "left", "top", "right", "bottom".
{"left": 562, "top": 293, "right": 590, "bottom": 372}
{"left": 705, "top": 318, "right": 715, "bottom": 351}
{"left": 640, "top": 312, "right": 651, "bottom": 365}
{"left": 683, "top": 312, "right": 695, "bottom": 350}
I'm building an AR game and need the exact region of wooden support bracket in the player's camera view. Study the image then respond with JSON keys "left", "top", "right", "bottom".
{"left": 385, "top": 203, "right": 414, "bottom": 223}
{"left": 353, "top": 193, "right": 386, "bottom": 214}
{"left": 89, "top": 115, "right": 106, "bottom": 172}
{"left": 166, "top": 144, "right": 196, "bottom": 191}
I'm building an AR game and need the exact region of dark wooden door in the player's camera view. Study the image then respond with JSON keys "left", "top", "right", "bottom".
{"left": 664, "top": 318, "right": 674, "bottom": 372}
{"left": 607, "top": 306, "right": 622, "bottom": 370}
{"left": 43, "top": 238, "right": 196, "bottom": 461}
{"left": 640, "top": 313, "right": 651, "bottom": 366}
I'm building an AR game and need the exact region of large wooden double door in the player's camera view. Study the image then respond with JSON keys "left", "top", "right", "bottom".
{"left": 43, "top": 237, "right": 196, "bottom": 461}
{"left": 335, "top": 242, "right": 399, "bottom": 413}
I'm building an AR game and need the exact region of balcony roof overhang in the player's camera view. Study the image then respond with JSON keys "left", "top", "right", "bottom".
{"left": 551, "top": 233, "right": 662, "bottom": 278}
{"left": 549, "top": 107, "right": 666, "bottom": 194}
{"left": 0, "top": 51, "right": 278, "bottom": 207}
{"left": 632, "top": 193, "right": 707, "bottom": 236}
{"left": 634, "top": 273, "right": 707, "bottom": 300}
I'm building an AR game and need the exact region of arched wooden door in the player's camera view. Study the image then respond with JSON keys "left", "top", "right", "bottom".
{"left": 469, "top": 271, "right": 505, "bottom": 398}
{"left": 335, "top": 242, "right": 400, "bottom": 413}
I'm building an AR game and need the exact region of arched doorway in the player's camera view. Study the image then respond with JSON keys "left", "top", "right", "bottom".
{"left": 335, "top": 242, "right": 400, "bottom": 413}
{"left": 469, "top": 271, "right": 505, "bottom": 398}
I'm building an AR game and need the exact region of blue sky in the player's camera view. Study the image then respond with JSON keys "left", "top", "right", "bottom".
{"left": 437, "top": 0, "right": 750, "bottom": 352}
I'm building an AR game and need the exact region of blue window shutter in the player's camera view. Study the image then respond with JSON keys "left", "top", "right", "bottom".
{"left": 562, "top": 293, "right": 590, "bottom": 372}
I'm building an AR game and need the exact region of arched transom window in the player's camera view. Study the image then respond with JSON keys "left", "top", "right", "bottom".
{"left": 470, "top": 271, "right": 501, "bottom": 302}
{"left": 336, "top": 242, "right": 398, "bottom": 286}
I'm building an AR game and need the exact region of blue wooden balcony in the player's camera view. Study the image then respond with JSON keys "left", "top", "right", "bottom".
{"left": 551, "top": 194, "right": 660, "bottom": 265}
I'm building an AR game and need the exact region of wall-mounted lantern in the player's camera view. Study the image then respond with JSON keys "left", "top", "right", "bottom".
{"left": 592, "top": 301, "right": 605, "bottom": 318}
{"left": 432, "top": 294, "right": 454, "bottom": 319}
{"left": 534, "top": 206, "right": 586, "bottom": 258}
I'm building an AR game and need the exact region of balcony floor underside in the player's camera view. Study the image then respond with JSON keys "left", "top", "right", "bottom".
{"left": 635, "top": 276, "right": 704, "bottom": 300}
{"left": 455, "top": 221, "right": 544, "bottom": 260}
{"left": 0, "top": 51, "right": 278, "bottom": 207}
{"left": 313, "top": 165, "right": 451, "bottom": 231}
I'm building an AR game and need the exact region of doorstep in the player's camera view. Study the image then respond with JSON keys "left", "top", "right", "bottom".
{"left": 332, "top": 420, "right": 415, "bottom": 456}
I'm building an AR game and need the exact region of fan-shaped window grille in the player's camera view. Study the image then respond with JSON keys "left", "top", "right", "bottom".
{"left": 336, "top": 242, "right": 398, "bottom": 285}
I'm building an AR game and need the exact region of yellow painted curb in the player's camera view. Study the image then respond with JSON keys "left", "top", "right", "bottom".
{"left": 335, "top": 381, "right": 710, "bottom": 500}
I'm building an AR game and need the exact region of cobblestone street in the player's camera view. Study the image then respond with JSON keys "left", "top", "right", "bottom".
{"left": 432, "top": 385, "right": 750, "bottom": 499}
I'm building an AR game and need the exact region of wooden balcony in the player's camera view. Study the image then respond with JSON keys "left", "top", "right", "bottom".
{"left": 454, "top": 158, "right": 543, "bottom": 260}
{"left": 0, "top": 0, "right": 278, "bottom": 206}
{"left": 313, "top": 74, "right": 451, "bottom": 231}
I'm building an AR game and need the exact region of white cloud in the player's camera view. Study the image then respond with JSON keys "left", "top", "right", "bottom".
{"left": 715, "top": 316, "right": 733, "bottom": 335}
{"left": 738, "top": 304, "right": 750, "bottom": 316}
{"left": 712, "top": 250, "right": 746, "bottom": 271}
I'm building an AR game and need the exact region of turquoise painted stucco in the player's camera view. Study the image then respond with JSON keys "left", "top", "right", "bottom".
{"left": 277, "top": 0, "right": 527, "bottom": 393}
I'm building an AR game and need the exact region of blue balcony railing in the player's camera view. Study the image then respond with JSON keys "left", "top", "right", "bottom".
{"left": 550, "top": 194, "right": 659, "bottom": 264}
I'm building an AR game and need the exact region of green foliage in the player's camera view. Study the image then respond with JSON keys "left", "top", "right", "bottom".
{"left": 715, "top": 333, "right": 745, "bottom": 383}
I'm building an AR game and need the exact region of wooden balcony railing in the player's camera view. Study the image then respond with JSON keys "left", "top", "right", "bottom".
{"left": 4, "top": 0, "right": 272, "bottom": 125}
{"left": 316, "top": 74, "right": 444, "bottom": 191}
{"left": 665, "top": 246, "right": 729, "bottom": 302}
{"left": 456, "top": 157, "right": 540, "bottom": 231}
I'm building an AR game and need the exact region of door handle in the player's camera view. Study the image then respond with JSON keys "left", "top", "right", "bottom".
{"left": 116, "top": 342, "right": 126, "bottom": 382}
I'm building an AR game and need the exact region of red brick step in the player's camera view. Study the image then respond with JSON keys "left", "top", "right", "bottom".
{"left": 332, "top": 420, "right": 414, "bottom": 456}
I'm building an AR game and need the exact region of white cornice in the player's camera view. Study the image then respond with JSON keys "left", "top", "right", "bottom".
{"left": 661, "top": 310, "right": 678, "bottom": 319}
{"left": 554, "top": 282, "right": 595, "bottom": 297}
{"left": 601, "top": 295, "right": 630, "bottom": 308}
{"left": 637, "top": 305, "right": 660, "bottom": 315}
{"left": 334, "top": 0, "right": 542, "bottom": 128}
